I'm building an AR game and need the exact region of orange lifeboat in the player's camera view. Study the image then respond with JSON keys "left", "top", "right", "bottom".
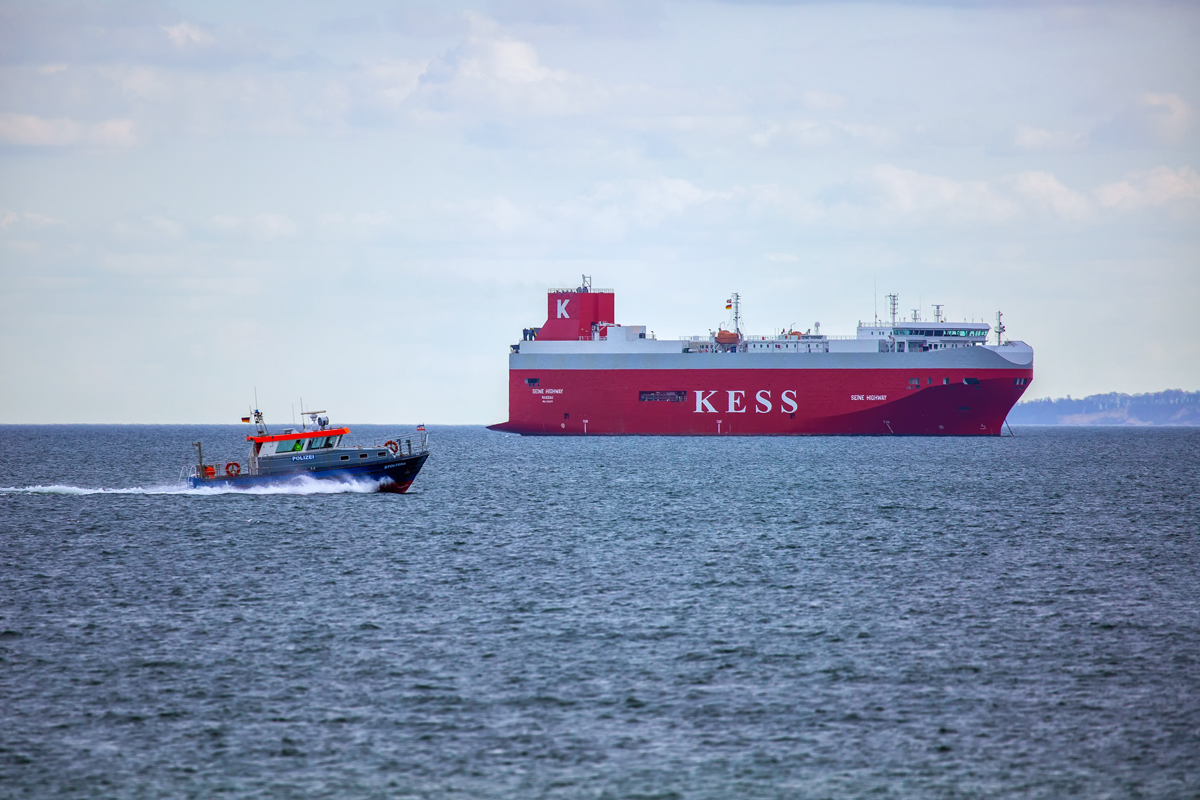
{"left": 715, "top": 329, "right": 740, "bottom": 346}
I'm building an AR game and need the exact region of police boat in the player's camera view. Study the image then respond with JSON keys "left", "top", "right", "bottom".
{"left": 185, "top": 410, "right": 429, "bottom": 493}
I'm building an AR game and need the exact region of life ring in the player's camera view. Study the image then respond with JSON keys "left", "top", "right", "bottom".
{"left": 225, "top": 462, "right": 241, "bottom": 477}
{"left": 384, "top": 440, "right": 399, "bottom": 454}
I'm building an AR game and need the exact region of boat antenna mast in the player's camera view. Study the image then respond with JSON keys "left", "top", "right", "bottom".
{"left": 579, "top": 274, "right": 592, "bottom": 293}
{"left": 933, "top": 304, "right": 944, "bottom": 323}
{"left": 730, "top": 292, "right": 741, "bottom": 337}
{"left": 995, "top": 310, "right": 1006, "bottom": 345}
{"left": 252, "top": 387, "right": 267, "bottom": 436}
{"left": 886, "top": 293, "right": 898, "bottom": 327}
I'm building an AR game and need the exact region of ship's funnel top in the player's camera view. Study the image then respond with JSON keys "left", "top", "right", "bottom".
{"left": 536, "top": 279, "right": 615, "bottom": 341}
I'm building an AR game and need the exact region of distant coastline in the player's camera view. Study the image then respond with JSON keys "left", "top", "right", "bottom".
{"left": 1008, "top": 389, "right": 1200, "bottom": 426}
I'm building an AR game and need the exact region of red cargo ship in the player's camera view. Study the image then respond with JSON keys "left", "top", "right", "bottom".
{"left": 488, "top": 278, "right": 1033, "bottom": 436}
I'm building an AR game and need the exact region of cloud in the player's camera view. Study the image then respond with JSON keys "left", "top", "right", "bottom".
{"left": 0, "top": 113, "right": 136, "bottom": 146}
{"left": 1096, "top": 166, "right": 1200, "bottom": 209}
{"left": 163, "top": 22, "right": 215, "bottom": 49}
{"left": 1013, "top": 171, "right": 1091, "bottom": 219}
{"left": 861, "top": 164, "right": 1019, "bottom": 223}
{"left": 339, "top": 59, "right": 428, "bottom": 123}
{"left": 750, "top": 118, "right": 896, "bottom": 149}
{"left": 558, "top": 177, "right": 729, "bottom": 237}
{"left": 1, "top": 4, "right": 259, "bottom": 66}
{"left": 801, "top": 90, "right": 847, "bottom": 111}
{"left": 1013, "top": 124, "right": 1083, "bottom": 151}
{"left": 1142, "top": 93, "right": 1192, "bottom": 142}
{"left": 209, "top": 213, "right": 297, "bottom": 240}
{"left": 0, "top": 210, "right": 61, "bottom": 231}
{"left": 417, "top": 25, "right": 591, "bottom": 117}
{"left": 1094, "top": 93, "right": 1194, "bottom": 148}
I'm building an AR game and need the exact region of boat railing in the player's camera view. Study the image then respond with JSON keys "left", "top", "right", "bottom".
{"left": 182, "top": 461, "right": 241, "bottom": 481}
{"left": 369, "top": 431, "right": 429, "bottom": 457}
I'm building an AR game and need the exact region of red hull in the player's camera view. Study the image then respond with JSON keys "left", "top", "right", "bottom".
{"left": 490, "top": 367, "right": 1031, "bottom": 436}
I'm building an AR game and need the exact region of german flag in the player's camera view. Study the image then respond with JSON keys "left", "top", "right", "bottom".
{"left": 725, "top": 299, "right": 732, "bottom": 310}
{"left": 241, "top": 416, "right": 251, "bottom": 423}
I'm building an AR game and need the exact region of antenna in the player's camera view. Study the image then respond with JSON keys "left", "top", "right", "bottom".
{"left": 995, "top": 311, "right": 1006, "bottom": 345}
{"left": 886, "top": 293, "right": 898, "bottom": 327}
{"left": 580, "top": 274, "right": 592, "bottom": 292}
{"left": 253, "top": 387, "right": 267, "bottom": 435}
{"left": 933, "top": 304, "right": 944, "bottom": 323}
{"left": 732, "top": 292, "right": 741, "bottom": 336}
{"left": 911, "top": 308, "right": 920, "bottom": 323}
{"left": 874, "top": 278, "right": 878, "bottom": 325}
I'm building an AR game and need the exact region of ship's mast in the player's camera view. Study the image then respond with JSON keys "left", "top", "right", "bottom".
{"left": 732, "top": 292, "right": 741, "bottom": 336}
{"left": 933, "top": 304, "right": 944, "bottom": 323}
{"left": 886, "top": 293, "right": 898, "bottom": 327}
{"left": 995, "top": 310, "right": 1005, "bottom": 345}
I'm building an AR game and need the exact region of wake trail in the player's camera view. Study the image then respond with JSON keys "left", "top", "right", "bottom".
{"left": 0, "top": 478, "right": 383, "bottom": 496}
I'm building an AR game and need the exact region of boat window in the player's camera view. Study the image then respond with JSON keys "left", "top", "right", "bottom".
{"left": 340, "top": 455, "right": 350, "bottom": 461}
{"left": 308, "top": 436, "right": 337, "bottom": 450}
{"left": 276, "top": 439, "right": 305, "bottom": 454}
{"left": 964, "top": 377, "right": 980, "bottom": 385}
{"left": 377, "top": 451, "right": 387, "bottom": 457}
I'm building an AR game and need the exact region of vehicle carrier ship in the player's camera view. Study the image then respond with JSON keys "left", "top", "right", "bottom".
{"left": 488, "top": 278, "right": 1033, "bottom": 436}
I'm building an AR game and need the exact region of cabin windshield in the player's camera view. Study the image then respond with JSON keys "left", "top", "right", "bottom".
{"left": 275, "top": 439, "right": 306, "bottom": 454}
{"left": 307, "top": 435, "right": 340, "bottom": 450}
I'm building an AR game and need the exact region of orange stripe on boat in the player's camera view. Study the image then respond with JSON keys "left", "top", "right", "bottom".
{"left": 247, "top": 427, "right": 350, "bottom": 443}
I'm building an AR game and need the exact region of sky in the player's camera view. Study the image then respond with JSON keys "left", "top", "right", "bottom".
{"left": 1, "top": 0, "right": 1197, "bottom": 424}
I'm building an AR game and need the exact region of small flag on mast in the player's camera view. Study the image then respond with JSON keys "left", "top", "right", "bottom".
{"left": 725, "top": 299, "right": 732, "bottom": 310}
{"left": 241, "top": 416, "right": 251, "bottom": 423}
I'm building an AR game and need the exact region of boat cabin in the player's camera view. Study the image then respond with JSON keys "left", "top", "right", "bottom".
{"left": 249, "top": 427, "right": 351, "bottom": 458}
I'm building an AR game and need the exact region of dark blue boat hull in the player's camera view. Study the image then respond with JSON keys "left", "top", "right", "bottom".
{"left": 188, "top": 453, "right": 428, "bottom": 493}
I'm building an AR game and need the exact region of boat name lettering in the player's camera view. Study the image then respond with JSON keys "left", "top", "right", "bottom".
{"left": 694, "top": 389, "right": 797, "bottom": 413}
{"left": 291, "top": 454, "right": 316, "bottom": 461}
{"left": 851, "top": 394, "right": 888, "bottom": 401}
{"left": 531, "top": 388, "right": 563, "bottom": 394}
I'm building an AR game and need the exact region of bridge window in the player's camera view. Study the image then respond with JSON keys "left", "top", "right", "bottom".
{"left": 308, "top": 436, "right": 338, "bottom": 450}
{"left": 276, "top": 439, "right": 305, "bottom": 454}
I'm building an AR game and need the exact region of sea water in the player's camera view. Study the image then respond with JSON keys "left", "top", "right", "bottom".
{"left": 1, "top": 425, "right": 1197, "bottom": 798}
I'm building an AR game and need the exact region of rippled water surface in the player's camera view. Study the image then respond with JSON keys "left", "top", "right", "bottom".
{"left": 1, "top": 425, "right": 1198, "bottom": 799}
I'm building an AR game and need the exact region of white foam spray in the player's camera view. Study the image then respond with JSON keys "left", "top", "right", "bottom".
{"left": 0, "top": 476, "right": 386, "bottom": 496}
